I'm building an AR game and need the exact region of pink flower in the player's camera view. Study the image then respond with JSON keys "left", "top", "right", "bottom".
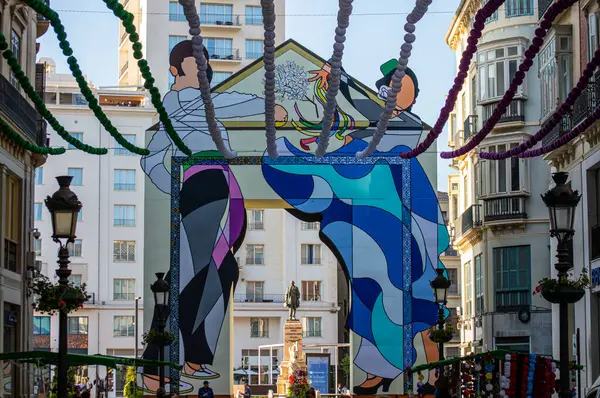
{"left": 59, "top": 301, "right": 66, "bottom": 307}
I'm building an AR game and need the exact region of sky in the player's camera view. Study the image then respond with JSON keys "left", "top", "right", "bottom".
{"left": 38, "top": 0, "right": 461, "bottom": 191}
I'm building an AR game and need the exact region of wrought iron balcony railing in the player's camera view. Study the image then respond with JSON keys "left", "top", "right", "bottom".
{"left": 234, "top": 294, "right": 284, "bottom": 303}
{"left": 457, "top": 205, "right": 482, "bottom": 236}
{"left": 482, "top": 99, "right": 526, "bottom": 125}
{"left": 483, "top": 195, "right": 527, "bottom": 222}
{"left": 496, "top": 290, "right": 530, "bottom": 312}
{"left": 463, "top": 115, "right": 478, "bottom": 141}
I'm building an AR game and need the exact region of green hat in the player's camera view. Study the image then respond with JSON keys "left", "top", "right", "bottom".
{"left": 380, "top": 59, "right": 399, "bottom": 77}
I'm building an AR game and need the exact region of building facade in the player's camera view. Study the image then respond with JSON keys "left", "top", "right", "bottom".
{"left": 117, "top": 0, "right": 286, "bottom": 93}
{"left": 445, "top": 0, "right": 553, "bottom": 357}
{"left": 0, "top": 0, "right": 51, "bottom": 396}
{"left": 32, "top": 61, "right": 155, "bottom": 395}
{"left": 233, "top": 209, "right": 339, "bottom": 385}
{"left": 540, "top": 0, "right": 600, "bottom": 393}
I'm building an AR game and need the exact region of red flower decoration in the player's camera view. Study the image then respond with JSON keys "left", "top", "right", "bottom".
{"left": 59, "top": 300, "right": 66, "bottom": 307}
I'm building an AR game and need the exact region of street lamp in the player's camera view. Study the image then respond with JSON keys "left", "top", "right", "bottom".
{"left": 542, "top": 172, "right": 582, "bottom": 398}
{"left": 429, "top": 268, "right": 451, "bottom": 360}
{"left": 150, "top": 273, "right": 170, "bottom": 393}
{"left": 45, "top": 176, "right": 82, "bottom": 398}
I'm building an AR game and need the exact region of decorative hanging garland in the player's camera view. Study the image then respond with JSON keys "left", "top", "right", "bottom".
{"left": 0, "top": 33, "right": 106, "bottom": 154}
{"left": 261, "top": 0, "right": 278, "bottom": 159}
{"left": 314, "top": 0, "right": 354, "bottom": 158}
{"left": 480, "top": 31, "right": 600, "bottom": 159}
{"left": 178, "top": 0, "right": 236, "bottom": 159}
{"left": 0, "top": 114, "right": 65, "bottom": 155}
{"left": 356, "top": 0, "right": 432, "bottom": 159}
{"left": 398, "top": 0, "right": 505, "bottom": 159}
{"left": 102, "top": 0, "right": 192, "bottom": 157}
{"left": 23, "top": 0, "right": 150, "bottom": 155}
{"left": 440, "top": 0, "right": 576, "bottom": 159}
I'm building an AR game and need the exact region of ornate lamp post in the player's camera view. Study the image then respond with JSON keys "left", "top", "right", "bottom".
{"left": 150, "top": 272, "right": 170, "bottom": 393}
{"left": 541, "top": 172, "right": 582, "bottom": 398}
{"left": 429, "top": 268, "right": 451, "bottom": 360}
{"left": 45, "top": 176, "right": 82, "bottom": 398}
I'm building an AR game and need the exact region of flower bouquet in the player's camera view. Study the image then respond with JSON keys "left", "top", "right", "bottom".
{"left": 288, "top": 369, "right": 310, "bottom": 398}
{"left": 428, "top": 324, "right": 454, "bottom": 344}
{"left": 29, "top": 274, "right": 88, "bottom": 315}
{"left": 142, "top": 329, "right": 176, "bottom": 347}
{"left": 533, "top": 268, "right": 591, "bottom": 304}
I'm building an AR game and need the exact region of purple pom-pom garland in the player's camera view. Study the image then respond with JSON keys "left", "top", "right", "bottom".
{"left": 261, "top": 0, "right": 278, "bottom": 158}
{"left": 439, "top": 0, "right": 576, "bottom": 160}
{"left": 179, "top": 0, "right": 236, "bottom": 159}
{"left": 480, "top": 46, "right": 600, "bottom": 160}
{"left": 398, "top": 0, "right": 506, "bottom": 159}
{"left": 315, "top": 0, "right": 355, "bottom": 158}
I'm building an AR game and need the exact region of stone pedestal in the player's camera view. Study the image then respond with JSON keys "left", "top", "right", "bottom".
{"left": 277, "top": 320, "right": 307, "bottom": 395}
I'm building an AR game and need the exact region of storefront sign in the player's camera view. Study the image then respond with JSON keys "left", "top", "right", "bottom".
{"left": 592, "top": 267, "right": 600, "bottom": 288}
{"left": 306, "top": 354, "right": 330, "bottom": 394}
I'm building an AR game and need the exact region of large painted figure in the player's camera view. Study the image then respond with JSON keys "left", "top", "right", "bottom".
{"left": 141, "top": 40, "right": 449, "bottom": 395}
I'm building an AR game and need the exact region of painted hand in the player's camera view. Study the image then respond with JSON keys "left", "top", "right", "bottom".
{"left": 308, "top": 66, "right": 330, "bottom": 90}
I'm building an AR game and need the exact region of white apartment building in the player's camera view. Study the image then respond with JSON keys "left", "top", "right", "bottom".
{"left": 233, "top": 209, "right": 339, "bottom": 385}
{"left": 118, "top": 0, "right": 286, "bottom": 93}
{"left": 32, "top": 60, "right": 155, "bottom": 394}
{"left": 445, "top": 0, "right": 553, "bottom": 356}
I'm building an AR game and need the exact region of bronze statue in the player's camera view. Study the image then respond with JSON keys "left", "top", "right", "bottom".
{"left": 285, "top": 281, "right": 300, "bottom": 320}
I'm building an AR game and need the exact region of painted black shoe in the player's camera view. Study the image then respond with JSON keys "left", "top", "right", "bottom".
{"left": 353, "top": 377, "right": 393, "bottom": 394}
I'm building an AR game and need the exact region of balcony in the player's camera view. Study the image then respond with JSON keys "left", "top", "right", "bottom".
{"left": 248, "top": 222, "right": 264, "bottom": 230}
{"left": 541, "top": 113, "right": 572, "bottom": 147}
{"left": 114, "top": 219, "right": 135, "bottom": 227}
{"left": 114, "top": 183, "right": 136, "bottom": 191}
{"left": 0, "top": 73, "right": 43, "bottom": 146}
{"left": 538, "top": 0, "right": 552, "bottom": 19}
{"left": 483, "top": 195, "right": 527, "bottom": 222}
{"left": 591, "top": 224, "right": 600, "bottom": 261}
{"left": 482, "top": 99, "right": 525, "bottom": 125}
{"left": 573, "top": 79, "right": 598, "bottom": 127}
{"left": 245, "top": 257, "right": 264, "bottom": 265}
{"left": 200, "top": 14, "right": 242, "bottom": 27}
{"left": 250, "top": 331, "right": 269, "bottom": 338}
{"left": 463, "top": 115, "right": 478, "bottom": 141}
{"left": 495, "top": 290, "right": 529, "bottom": 312}
{"left": 301, "top": 257, "right": 321, "bottom": 265}
{"left": 209, "top": 48, "right": 242, "bottom": 62}
{"left": 457, "top": 205, "right": 482, "bottom": 237}
{"left": 234, "top": 294, "right": 284, "bottom": 303}
{"left": 303, "top": 330, "right": 322, "bottom": 338}
{"left": 36, "top": 0, "right": 50, "bottom": 38}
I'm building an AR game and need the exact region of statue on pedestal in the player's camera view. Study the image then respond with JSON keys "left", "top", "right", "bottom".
{"left": 287, "top": 342, "right": 302, "bottom": 375}
{"left": 285, "top": 281, "right": 300, "bottom": 320}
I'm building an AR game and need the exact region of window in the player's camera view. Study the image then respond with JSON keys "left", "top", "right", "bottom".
{"left": 245, "top": 6, "right": 263, "bottom": 25}
{"left": 113, "top": 240, "right": 136, "bottom": 262}
{"left": 114, "top": 169, "right": 135, "bottom": 191}
{"left": 301, "top": 222, "right": 320, "bottom": 230}
{"left": 301, "top": 281, "right": 322, "bottom": 301}
{"left": 245, "top": 244, "right": 264, "bottom": 265}
{"left": 68, "top": 168, "right": 83, "bottom": 185}
{"left": 505, "top": 0, "right": 533, "bottom": 17}
{"left": 34, "top": 239, "right": 42, "bottom": 256}
{"left": 464, "top": 261, "right": 472, "bottom": 318}
{"left": 10, "top": 30, "right": 20, "bottom": 87}
{"left": 69, "top": 275, "right": 82, "bottom": 287}
{"left": 446, "top": 269, "right": 458, "bottom": 296}
{"left": 67, "top": 317, "right": 88, "bottom": 335}
{"left": 250, "top": 318, "right": 269, "bottom": 338}
{"left": 248, "top": 210, "right": 264, "bottom": 230}
{"left": 246, "top": 40, "right": 263, "bottom": 59}
{"left": 245, "top": 281, "right": 264, "bottom": 302}
{"left": 539, "top": 34, "right": 572, "bottom": 119}
{"left": 463, "top": 174, "right": 468, "bottom": 209}
{"left": 302, "top": 317, "right": 322, "bottom": 338}
{"left": 494, "top": 245, "right": 531, "bottom": 311}
{"left": 475, "top": 254, "right": 484, "bottom": 315}
{"left": 205, "top": 38, "right": 234, "bottom": 58}
{"left": 451, "top": 183, "right": 459, "bottom": 191}
{"left": 114, "top": 205, "right": 135, "bottom": 227}
{"left": 67, "top": 239, "right": 82, "bottom": 257}
{"left": 475, "top": 162, "right": 481, "bottom": 201}
{"left": 485, "top": 144, "right": 522, "bottom": 194}
{"left": 113, "top": 316, "right": 135, "bottom": 337}
{"left": 449, "top": 114, "right": 457, "bottom": 138}
{"left": 446, "top": 347, "right": 460, "bottom": 358}
{"left": 478, "top": 44, "right": 524, "bottom": 102}
{"left": 68, "top": 133, "right": 83, "bottom": 150}
{"left": 452, "top": 195, "right": 458, "bottom": 221}
{"left": 4, "top": 174, "right": 21, "bottom": 273}
{"left": 35, "top": 168, "right": 43, "bottom": 185}
{"left": 589, "top": 13, "right": 598, "bottom": 62}
{"left": 114, "top": 135, "right": 136, "bottom": 155}
{"left": 34, "top": 316, "right": 51, "bottom": 335}
{"left": 34, "top": 203, "right": 43, "bottom": 221}
{"left": 169, "top": 1, "right": 186, "bottom": 21}
{"left": 114, "top": 279, "right": 136, "bottom": 300}
{"left": 449, "top": 309, "right": 459, "bottom": 339}
{"left": 212, "top": 72, "right": 232, "bottom": 85}
{"left": 78, "top": 209, "right": 83, "bottom": 222}
{"left": 495, "top": 336, "right": 530, "bottom": 352}
{"left": 301, "top": 244, "right": 321, "bottom": 265}
{"left": 200, "top": 3, "right": 233, "bottom": 24}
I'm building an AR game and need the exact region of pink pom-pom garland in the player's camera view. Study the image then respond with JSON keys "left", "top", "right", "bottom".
{"left": 398, "top": 0, "right": 505, "bottom": 159}
{"left": 438, "top": 0, "right": 576, "bottom": 160}
{"left": 480, "top": 46, "right": 600, "bottom": 160}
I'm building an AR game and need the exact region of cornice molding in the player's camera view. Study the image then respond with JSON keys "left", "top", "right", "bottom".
{"left": 448, "top": 0, "right": 482, "bottom": 51}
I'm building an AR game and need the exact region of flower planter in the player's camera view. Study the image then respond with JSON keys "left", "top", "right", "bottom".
{"left": 428, "top": 331, "right": 453, "bottom": 344}
{"left": 541, "top": 285, "right": 585, "bottom": 304}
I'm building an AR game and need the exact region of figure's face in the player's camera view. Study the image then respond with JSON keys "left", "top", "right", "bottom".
{"left": 169, "top": 57, "right": 200, "bottom": 90}
{"left": 391, "top": 74, "right": 416, "bottom": 118}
